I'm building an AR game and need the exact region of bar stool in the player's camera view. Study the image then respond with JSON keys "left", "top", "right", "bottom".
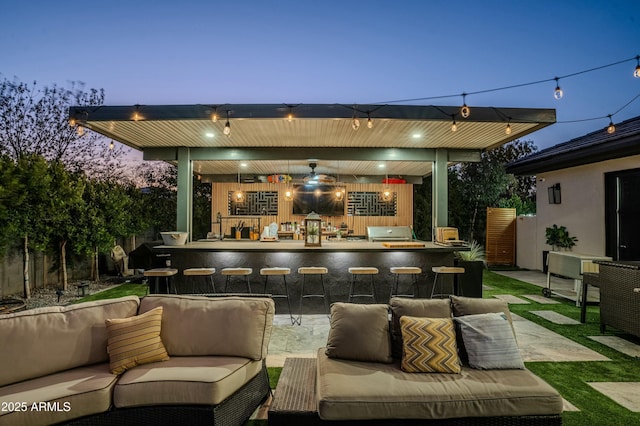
{"left": 348, "top": 267, "right": 379, "bottom": 303}
{"left": 221, "top": 268, "right": 253, "bottom": 293}
{"left": 390, "top": 266, "right": 422, "bottom": 299}
{"left": 261, "top": 267, "right": 297, "bottom": 325}
{"left": 183, "top": 268, "right": 216, "bottom": 294}
{"left": 297, "top": 267, "right": 330, "bottom": 324}
{"left": 430, "top": 266, "right": 465, "bottom": 299}
{"left": 144, "top": 268, "right": 178, "bottom": 295}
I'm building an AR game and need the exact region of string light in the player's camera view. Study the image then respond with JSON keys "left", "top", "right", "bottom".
{"left": 367, "top": 112, "right": 373, "bottom": 128}
{"left": 287, "top": 105, "right": 294, "bottom": 122}
{"left": 234, "top": 163, "right": 244, "bottom": 202}
{"left": 69, "top": 117, "right": 76, "bottom": 127}
{"left": 553, "top": 77, "right": 563, "bottom": 100}
{"left": 211, "top": 106, "right": 218, "bottom": 122}
{"left": 132, "top": 104, "right": 142, "bottom": 121}
{"left": 635, "top": 55, "right": 640, "bottom": 78}
{"left": 109, "top": 140, "right": 114, "bottom": 150}
{"left": 76, "top": 126, "right": 84, "bottom": 136}
{"left": 351, "top": 107, "right": 360, "bottom": 130}
{"left": 223, "top": 110, "right": 231, "bottom": 136}
{"left": 460, "top": 93, "right": 470, "bottom": 118}
{"left": 284, "top": 160, "right": 293, "bottom": 201}
{"left": 607, "top": 115, "right": 616, "bottom": 134}
{"left": 505, "top": 118, "right": 512, "bottom": 135}
{"left": 451, "top": 115, "right": 457, "bottom": 132}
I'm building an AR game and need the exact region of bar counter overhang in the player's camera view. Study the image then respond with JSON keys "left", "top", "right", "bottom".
{"left": 153, "top": 240, "right": 465, "bottom": 311}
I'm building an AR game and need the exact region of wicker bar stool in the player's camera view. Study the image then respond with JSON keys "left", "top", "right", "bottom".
{"left": 390, "top": 266, "right": 422, "bottom": 299}
{"left": 221, "top": 268, "right": 253, "bottom": 293}
{"left": 348, "top": 267, "right": 379, "bottom": 303}
{"left": 297, "top": 267, "right": 330, "bottom": 324}
{"left": 144, "top": 268, "right": 178, "bottom": 295}
{"left": 430, "top": 266, "right": 465, "bottom": 298}
{"left": 183, "top": 268, "right": 216, "bottom": 294}
{"left": 261, "top": 267, "right": 297, "bottom": 325}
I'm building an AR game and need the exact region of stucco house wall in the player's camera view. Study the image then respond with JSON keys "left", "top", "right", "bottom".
{"left": 523, "top": 154, "right": 640, "bottom": 271}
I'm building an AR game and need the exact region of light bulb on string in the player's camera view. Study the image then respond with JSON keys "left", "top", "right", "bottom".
{"left": 505, "top": 118, "right": 512, "bottom": 135}
{"left": 211, "top": 107, "right": 218, "bottom": 122}
{"left": 367, "top": 112, "right": 373, "bottom": 129}
{"left": 634, "top": 56, "right": 640, "bottom": 78}
{"left": 223, "top": 110, "right": 231, "bottom": 136}
{"left": 287, "top": 105, "right": 294, "bottom": 122}
{"left": 607, "top": 115, "right": 616, "bottom": 134}
{"left": 553, "top": 77, "right": 563, "bottom": 100}
{"left": 460, "top": 93, "right": 470, "bottom": 118}
{"left": 109, "top": 140, "right": 114, "bottom": 150}
{"left": 352, "top": 107, "right": 360, "bottom": 130}
{"left": 451, "top": 116, "right": 457, "bottom": 132}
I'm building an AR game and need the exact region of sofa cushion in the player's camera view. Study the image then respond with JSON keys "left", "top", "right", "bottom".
{"left": 454, "top": 312, "right": 525, "bottom": 370}
{"left": 113, "top": 356, "right": 263, "bottom": 407}
{"left": 0, "top": 296, "right": 140, "bottom": 387}
{"left": 106, "top": 306, "right": 170, "bottom": 374}
{"left": 325, "top": 303, "right": 392, "bottom": 363}
{"left": 400, "top": 316, "right": 460, "bottom": 373}
{"left": 389, "top": 297, "right": 452, "bottom": 358}
{"left": 0, "top": 363, "right": 116, "bottom": 426}
{"left": 315, "top": 349, "right": 563, "bottom": 421}
{"left": 138, "top": 295, "right": 274, "bottom": 360}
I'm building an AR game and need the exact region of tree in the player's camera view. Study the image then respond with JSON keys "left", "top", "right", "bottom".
{"left": 0, "top": 76, "right": 129, "bottom": 179}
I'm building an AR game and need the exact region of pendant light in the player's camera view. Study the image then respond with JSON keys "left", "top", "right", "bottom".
{"left": 381, "top": 164, "right": 392, "bottom": 202}
{"left": 553, "top": 77, "right": 563, "bottom": 100}
{"left": 606, "top": 115, "right": 616, "bottom": 134}
{"left": 634, "top": 55, "right": 640, "bottom": 78}
{"left": 233, "top": 163, "right": 244, "bottom": 203}
{"left": 223, "top": 110, "right": 231, "bottom": 136}
{"left": 335, "top": 161, "right": 344, "bottom": 201}
{"left": 460, "top": 93, "right": 470, "bottom": 119}
{"left": 284, "top": 160, "right": 293, "bottom": 201}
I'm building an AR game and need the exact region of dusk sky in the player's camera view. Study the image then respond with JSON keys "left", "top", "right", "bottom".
{"left": 2, "top": 0, "right": 639, "bottom": 151}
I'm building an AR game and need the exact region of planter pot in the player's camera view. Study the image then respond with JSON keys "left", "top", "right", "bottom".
{"left": 454, "top": 259, "right": 484, "bottom": 298}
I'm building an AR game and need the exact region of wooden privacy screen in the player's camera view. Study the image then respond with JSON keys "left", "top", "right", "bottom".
{"left": 485, "top": 207, "right": 516, "bottom": 265}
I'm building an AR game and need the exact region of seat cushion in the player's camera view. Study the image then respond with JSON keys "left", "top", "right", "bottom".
{"left": 113, "top": 356, "right": 263, "bottom": 407}
{"left": 316, "top": 349, "right": 563, "bottom": 421}
{"left": 0, "top": 363, "right": 116, "bottom": 426}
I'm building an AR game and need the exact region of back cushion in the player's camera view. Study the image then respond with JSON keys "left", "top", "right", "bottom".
{"left": 139, "top": 295, "right": 275, "bottom": 360}
{"left": 389, "top": 297, "right": 452, "bottom": 358}
{"left": 0, "top": 296, "right": 140, "bottom": 386}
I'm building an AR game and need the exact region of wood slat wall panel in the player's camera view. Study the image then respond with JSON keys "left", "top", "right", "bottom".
{"left": 210, "top": 183, "right": 413, "bottom": 237}
{"left": 486, "top": 207, "right": 516, "bottom": 265}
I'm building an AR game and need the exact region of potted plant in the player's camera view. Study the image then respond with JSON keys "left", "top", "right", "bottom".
{"left": 454, "top": 241, "right": 486, "bottom": 298}
{"left": 543, "top": 224, "right": 578, "bottom": 272}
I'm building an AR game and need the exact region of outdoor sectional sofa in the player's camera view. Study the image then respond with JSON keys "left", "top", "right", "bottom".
{"left": 310, "top": 296, "right": 563, "bottom": 425}
{"left": 0, "top": 294, "right": 275, "bottom": 426}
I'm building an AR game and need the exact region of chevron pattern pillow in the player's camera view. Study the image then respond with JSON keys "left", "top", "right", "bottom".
{"left": 400, "top": 316, "right": 461, "bottom": 373}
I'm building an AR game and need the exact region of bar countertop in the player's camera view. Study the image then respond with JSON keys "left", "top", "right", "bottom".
{"left": 154, "top": 239, "right": 466, "bottom": 253}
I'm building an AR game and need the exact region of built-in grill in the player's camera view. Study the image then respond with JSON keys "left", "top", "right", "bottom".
{"left": 367, "top": 226, "right": 414, "bottom": 242}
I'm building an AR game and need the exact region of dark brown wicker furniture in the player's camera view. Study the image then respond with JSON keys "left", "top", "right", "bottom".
{"left": 268, "top": 358, "right": 562, "bottom": 426}
{"left": 67, "top": 362, "right": 271, "bottom": 426}
{"left": 595, "top": 260, "right": 640, "bottom": 337}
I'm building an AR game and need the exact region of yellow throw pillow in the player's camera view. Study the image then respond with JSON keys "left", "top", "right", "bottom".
{"left": 400, "top": 316, "right": 460, "bottom": 374}
{"left": 106, "top": 306, "right": 170, "bottom": 374}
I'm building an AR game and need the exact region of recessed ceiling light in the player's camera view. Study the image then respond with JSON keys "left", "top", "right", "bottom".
{"left": 240, "top": 162, "right": 248, "bottom": 167}
{"left": 378, "top": 164, "right": 385, "bottom": 168}
{"left": 412, "top": 133, "right": 422, "bottom": 139}
{"left": 205, "top": 132, "right": 215, "bottom": 138}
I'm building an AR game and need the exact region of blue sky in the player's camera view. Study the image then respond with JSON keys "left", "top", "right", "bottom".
{"left": 2, "top": 0, "right": 639, "bottom": 150}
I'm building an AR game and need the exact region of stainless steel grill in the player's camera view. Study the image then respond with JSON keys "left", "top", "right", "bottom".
{"left": 367, "top": 226, "right": 413, "bottom": 242}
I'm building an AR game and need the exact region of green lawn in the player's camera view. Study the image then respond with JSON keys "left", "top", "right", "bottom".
{"left": 79, "top": 271, "right": 640, "bottom": 425}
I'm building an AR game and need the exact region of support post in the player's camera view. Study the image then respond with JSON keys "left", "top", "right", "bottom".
{"left": 176, "top": 147, "right": 193, "bottom": 240}
{"left": 432, "top": 148, "right": 448, "bottom": 237}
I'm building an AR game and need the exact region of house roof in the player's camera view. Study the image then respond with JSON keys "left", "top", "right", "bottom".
{"left": 69, "top": 103, "right": 555, "bottom": 180}
{"left": 506, "top": 115, "right": 640, "bottom": 176}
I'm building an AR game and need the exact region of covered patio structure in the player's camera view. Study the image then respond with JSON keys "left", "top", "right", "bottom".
{"left": 69, "top": 103, "right": 555, "bottom": 240}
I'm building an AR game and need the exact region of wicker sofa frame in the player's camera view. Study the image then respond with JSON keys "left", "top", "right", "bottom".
{"left": 67, "top": 361, "right": 270, "bottom": 426}
{"left": 596, "top": 260, "right": 640, "bottom": 338}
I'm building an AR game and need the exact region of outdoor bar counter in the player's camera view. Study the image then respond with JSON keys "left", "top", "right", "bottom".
{"left": 152, "top": 239, "right": 466, "bottom": 310}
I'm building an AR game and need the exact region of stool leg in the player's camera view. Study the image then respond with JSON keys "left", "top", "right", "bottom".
{"left": 370, "top": 274, "right": 376, "bottom": 302}
{"left": 349, "top": 275, "right": 355, "bottom": 303}
{"left": 263, "top": 275, "right": 269, "bottom": 294}
{"left": 224, "top": 276, "right": 230, "bottom": 292}
{"left": 411, "top": 274, "right": 417, "bottom": 298}
{"left": 298, "top": 275, "right": 306, "bottom": 325}
{"left": 320, "top": 274, "right": 330, "bottom": 317}
{"left": 245, "top": 275, "right": 252, "bottom": 293}
{"left": 283, "top": 275, "right": 298, "bottom": 325}
{"left": 390, "top": 274, "right": 399, "bottom": 300}
{"left": 430, "top": 273, "right": 438, "bottom": 298}
{"left": 209, "top": 275, "right": 216, "bottom": 293}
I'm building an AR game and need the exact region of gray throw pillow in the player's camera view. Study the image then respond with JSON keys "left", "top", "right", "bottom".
{"left": 454, "top": 312, "right": 525, "bottom": 370}
{"left": 325, "top": 303, "right": 392, "bottom": 363}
